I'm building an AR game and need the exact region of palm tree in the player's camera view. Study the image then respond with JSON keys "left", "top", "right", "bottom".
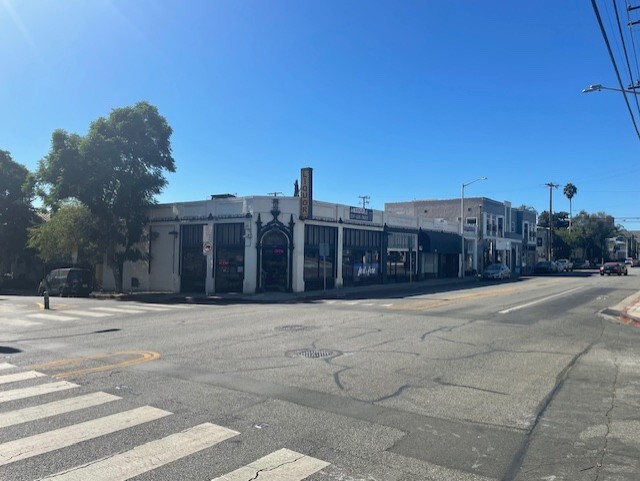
{"left": 563, "top": 183, "right": 578, "bottom": 229}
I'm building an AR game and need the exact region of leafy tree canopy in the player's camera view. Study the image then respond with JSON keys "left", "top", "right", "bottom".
{"left": 36, "top": 101, "right": 175, "bottom": 291}
{"left": 0, "top": 150, "right": 37, "bottom": 273}
{"left": 28, "top": 201, "right": 100, "bottom": 266}
{"left": 538, "top": 210, "right": 570, "bottom": 229}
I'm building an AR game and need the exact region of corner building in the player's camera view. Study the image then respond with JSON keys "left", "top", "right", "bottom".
{"left": 102, "top": 195, "right": 462, "bottom": 294}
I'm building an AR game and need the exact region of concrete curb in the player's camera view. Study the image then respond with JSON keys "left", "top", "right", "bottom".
{"left": 602, "top": 291, "right": 640, "bottom": 326}
{"left": 90, "top": 276, "right": 484, "bottom": 304}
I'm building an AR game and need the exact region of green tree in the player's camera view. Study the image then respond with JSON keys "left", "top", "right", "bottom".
{"left": 28, "top": 202, "right": 100, "bottom": 266}
{"left": 538, "top": 211, "right": 570, "bottom": 230}
{"left": 563, "top": 183, "right": 577, "bottom": 229}
{"left": 0, "top": 150, "right": 37, "bottom": 274}
{"left": 36, "top": 102, "right": 175, "bottom": 292}
{"left": 571, "top": 211, "right": 618, "bottom": 262}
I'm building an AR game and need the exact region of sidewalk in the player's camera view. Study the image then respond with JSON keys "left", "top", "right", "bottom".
{"left": 92, "top": 275, "right": 482, "bottom": 304}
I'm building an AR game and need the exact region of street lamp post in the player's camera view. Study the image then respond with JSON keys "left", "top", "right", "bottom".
{"left": 460, "top": 177, "right": 487, "bottom": 278}
{"left": 582, "top": 84, "right": 640, "bottom": 95}
{"left": 582, "top": 84, "right": 640, "bottom": 140}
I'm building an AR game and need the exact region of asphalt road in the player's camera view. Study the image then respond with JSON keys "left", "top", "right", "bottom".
{"left": 0, "top": 269, "right": 639, "bottom": 480}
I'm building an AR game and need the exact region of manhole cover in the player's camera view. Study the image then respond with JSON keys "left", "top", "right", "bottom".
{"left": 276, "top": 325, "right": 309, "bottom": 332}
{"left": 286, "top": 348, "right": 341, "bottom": 359}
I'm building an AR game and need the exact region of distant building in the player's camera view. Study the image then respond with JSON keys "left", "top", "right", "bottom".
{"left": 385, "top": 197, "right": 537, "bottom": 275}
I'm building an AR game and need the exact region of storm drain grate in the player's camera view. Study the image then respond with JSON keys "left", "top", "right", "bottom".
{"left": 286, "top": 348, "right": 341, "bottom": 359}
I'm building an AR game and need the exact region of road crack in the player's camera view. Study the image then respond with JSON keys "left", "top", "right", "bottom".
{"left": 594, "top": 330, "right": 621, "bottom": 481}
{"left": 246, "top": 455, "right": 305, "bottom": 480}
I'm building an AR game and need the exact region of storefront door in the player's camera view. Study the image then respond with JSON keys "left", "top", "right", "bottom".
{"left": 261, "top": 231, "right": 288, "bottom": 291}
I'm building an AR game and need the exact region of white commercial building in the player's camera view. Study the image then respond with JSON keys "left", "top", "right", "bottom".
{"left": 102, "top": 193, "right": 462, "bottom": 294}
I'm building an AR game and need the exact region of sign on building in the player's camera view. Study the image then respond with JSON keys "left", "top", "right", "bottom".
{"left": 349, "top": 206, "right": 373, "bottom": 221}
{"left": 300, "top": 167, "right": 313, "bottom": 219}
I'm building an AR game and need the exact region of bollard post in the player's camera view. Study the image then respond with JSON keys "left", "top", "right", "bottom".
{"left": 44, "top": 290, "right": 50, "bottom": 310}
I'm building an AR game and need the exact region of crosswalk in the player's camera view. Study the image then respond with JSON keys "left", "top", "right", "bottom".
{"left": 0, "top": 303, "right": 195, "bottom": 329}
{"left": 0, "top": 364, "right": 330, "bottom": 480}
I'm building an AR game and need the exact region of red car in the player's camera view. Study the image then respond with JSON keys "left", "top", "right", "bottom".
{"left": 599, "top": 262, "right": 628, "bottom": 276}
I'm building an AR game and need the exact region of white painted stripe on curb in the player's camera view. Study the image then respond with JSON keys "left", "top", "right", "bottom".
{"left": 0, "top": 363, "right": 15, "bottom": 370}
{"left": 0, "top": 370, "right": 46, "bottom": 385}
{"left": 27, "top": 313, "right": 77, "bottom": 322}
{"left": 62, "top": 310, "right": 112, "bottom": 318}
{"left": 212, "top": 448, "right": 330, "bottom": 481}
{"left": 40, "top": 422, "right": 239, "bottom": 480}
{"left": 0, "top": 381, "right": 79, "bottom": 404}
{"left": 0, "top": 392, "right": 121, "bottom": 429}
{"left": 0, "top": 405, "right": 171, "bottom": 466}
{"left": 498, "top": 287, "right": 583, "bottom": 314}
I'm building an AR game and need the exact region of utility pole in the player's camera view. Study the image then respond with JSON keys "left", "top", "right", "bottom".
{"left": 545, "top": 182, "right": 559, "bottom": 260}
{"left": 358, "top": 195, "right": 370, "bottom": 209}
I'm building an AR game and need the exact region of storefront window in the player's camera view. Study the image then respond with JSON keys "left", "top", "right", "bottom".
{"left": 304, "top": 225, "right": 337, "bottom": 291}
{"left": 343, "top": 228, "right": 382, "bottom": 286}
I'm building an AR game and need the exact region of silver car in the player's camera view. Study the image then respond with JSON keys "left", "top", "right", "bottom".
{"left": 482, "top": 263, "right": 511, "bottom": 280}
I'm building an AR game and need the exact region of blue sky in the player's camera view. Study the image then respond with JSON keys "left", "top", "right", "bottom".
{"left": 2, "top": 1, "right": 639, "bottom": 228}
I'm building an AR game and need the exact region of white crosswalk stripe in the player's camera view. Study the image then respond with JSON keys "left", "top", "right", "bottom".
{"left": 0, "top": 303, "right": 195, "bottom": 330}
{"left": 122, "top": 304, "right": 172, "bottom": 311}
{"left": 40, "top": 423, "right": 240, "bottom": 480}
{"left": 0, "top": 381, "right": 78, "bottom": 404}
{"left": 0, "top": 318, "right": 42, "bottom": 327}
{"left": 212, "top": 448, "right": 330, "bottom": 481}
{"left": 0, "top": 369, "right": 330, "bottom": 480}
{"left": 0, "top": 370, "right": 45, "bottom": 385}
{"left": 27, "top": 313, "right": 77, "bottom": 322}
{"left": 0, "top": 405, "right": 171, "bottom": 467}
{"left": 0, "top": 392, "right": 120, "bottom": 429}
{"left": 60, "top": 309, "right": 112, "bottom": 317}
{"left": 88, "top": 307, "right": 148, "bottom": 314}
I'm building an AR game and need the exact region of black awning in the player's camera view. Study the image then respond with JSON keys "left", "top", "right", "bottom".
{"left": 420, "top": 231, "right": 461, "bottom": 254}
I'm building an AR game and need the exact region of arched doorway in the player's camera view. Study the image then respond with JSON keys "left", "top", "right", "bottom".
{"left": 261, "top": 230, "right": 289, "bottom": 291}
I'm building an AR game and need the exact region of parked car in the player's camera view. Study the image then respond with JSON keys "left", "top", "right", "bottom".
{"left": 599, "top": 262, "right": 628, "bottom": 276}
{"left": 38, "top": 268, "right": 94, "bottom": 297}
{"left": 555, "top": 259, "right": 573, "bottom": 272}
{"left": 573, "top": 259, "right": 591, "bottom": 269}
{"left": 534, "top": 261, "right": 556, "bottom": 274}
{"left": 482, "top": 263, "right": 511, "bottom": 280}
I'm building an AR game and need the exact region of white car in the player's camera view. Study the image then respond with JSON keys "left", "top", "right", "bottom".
{"left": 555, "top": 259, "right": 573, "bottom": 272}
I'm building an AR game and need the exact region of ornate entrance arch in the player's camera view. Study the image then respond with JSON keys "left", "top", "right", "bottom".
{"left": 256, "top": 199, "right": 295, "bottom": 292}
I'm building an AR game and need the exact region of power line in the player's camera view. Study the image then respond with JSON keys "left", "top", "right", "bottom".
{"left": 625, "top": 2, "right": 640, "bottom": 87}
{"left": 591, "top": 0, "right": 640, "bottom": 140}
{"left": 613, "top": 0, "right": 640, "bottom": 118}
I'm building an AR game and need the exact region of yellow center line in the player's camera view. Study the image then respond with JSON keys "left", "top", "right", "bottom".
{"left": 392, "top": 286, "right": 522, "bottom": 311}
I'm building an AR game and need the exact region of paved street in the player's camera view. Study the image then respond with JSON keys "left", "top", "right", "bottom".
{"left": 0, "top": 270, "right": 639, "bottom": 480}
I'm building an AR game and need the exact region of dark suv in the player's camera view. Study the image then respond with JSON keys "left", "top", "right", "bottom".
{"left": 38, "top": 268, "right": 94, "bottom": 297}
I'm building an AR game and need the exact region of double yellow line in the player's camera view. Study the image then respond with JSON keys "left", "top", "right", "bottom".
{"left": 29, "top": 351, "right": 160, "bottom": 379}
